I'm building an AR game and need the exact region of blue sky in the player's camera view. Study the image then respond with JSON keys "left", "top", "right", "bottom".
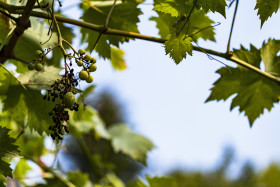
{"left": 62, "top": 0, "right": 280, "bottom": 177}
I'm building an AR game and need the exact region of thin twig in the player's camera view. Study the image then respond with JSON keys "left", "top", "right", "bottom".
{"left": 1, "top": 2, "right": 280, "bottom": 84}
{"left": 0, "top": 9, "right": 18, "bottom": 21}
{"left": 187, "top": 22, "right": 221, "bottom": 39}
{"left": 16, "top": 123, "right": 28, "bottom": 140}
{"left": 227, "top": 0, "right": 239, "bottom": 53}
{"left": 90, "top": 0, "right": 118, "bottom": 52}
{"left": 178, "top": 0, "right": 198, "bottom": 35}
{"left": 0, "top": 0, "right": 36, "bottom": 64}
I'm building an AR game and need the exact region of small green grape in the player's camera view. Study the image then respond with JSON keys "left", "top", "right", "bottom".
{"left": 85, "top": 54, "right": 91, "bottom": 61}
{"left": 90, "top": 57, "right": 97, "bottom": 64}
{"left": 35, "top": 63, "right": 43, "bottom": 71}
{"left": 76, "top": 60, "right": 83, "bottom": 67}
{"left": 89, "top": 64, "right": 97, "bottom": 72}
{"left": 36, "top": 50, "right": 43, "bottom": 56}
{"left": 79, "top": 70, "right": 88, "bottom": 80}
{"left": 28, "top": 63, "right": 35, "bottom": 70}
{"left": 39, "top": 0, "right": 52, "bottom": 7}
{"left": 86, "top": 75, "right": 94, "bottom": 83}
{"left": 63, "top": 92, "right": 75, "bottom": 108}
{"left": 78, "top": 49, "right": 86, "bottom": 55}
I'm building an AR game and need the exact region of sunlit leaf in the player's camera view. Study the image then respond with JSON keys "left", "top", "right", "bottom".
{"left": 108, "top": 124, "right": 154, "bottom": 164}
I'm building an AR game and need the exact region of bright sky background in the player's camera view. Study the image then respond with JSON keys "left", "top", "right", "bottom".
{"left": 62, "top": 0, "right": 280, "bottom": 177}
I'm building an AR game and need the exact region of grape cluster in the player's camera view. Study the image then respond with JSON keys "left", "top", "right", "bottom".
{"left": 76, "top": 49, "right": 97, "bottom": 83}
{"left": 43, "top": 69, "right": 79, "bottom": 140}
{"left": 28, "top": 50, "right": 45, "bottom": 72}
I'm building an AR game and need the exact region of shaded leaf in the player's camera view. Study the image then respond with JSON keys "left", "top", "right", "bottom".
{"left": 206, "top": 44, "right": 280, "bottom": 125}
{"left": 197, "top": 0, "right": 227, "bottom": 17}
{"left": 261, "top": 39, "right": 280, "bottom": 75}
{"left": 0, "top": 126, "right": 21, "bottom": 177}
{"left": 19, "top": 66, "right": 62, "bottom": 90}
{"left": 255, "top": 0, "right": 280, "bottom": 27}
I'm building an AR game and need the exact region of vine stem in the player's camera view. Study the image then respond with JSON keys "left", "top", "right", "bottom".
{"left": 1, "top": 2, "right": 280, "bottom": 84}
{"left": 227, "top": 0, "right": 239, "bottom": 53}
{"left": 0, "top": 0, "right": 36, "bottom": 64}
{"left": 91, "top": 0, "right": 117, "bottom": 52}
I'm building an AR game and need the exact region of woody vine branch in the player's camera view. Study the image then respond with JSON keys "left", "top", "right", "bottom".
{"left": 0, "top": 1, "right": 280, "bottom": 84}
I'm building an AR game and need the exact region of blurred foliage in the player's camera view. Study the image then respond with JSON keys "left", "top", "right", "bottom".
{"left": 58, "top": 89, "right": 145, "bottom": 183}
{"left": 168, "top": 146, "right": 280, "bottom": 187}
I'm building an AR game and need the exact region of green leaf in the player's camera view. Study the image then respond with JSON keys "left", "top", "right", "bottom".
{"left": 0, "top": 126, "right": 21, "bottom": 177}
{"left": 13, "top": 159, "right": 32, "bottom": 182}
{"left": 206, "top": 45, "right": 280, "bottom": 125}
{"left": 255, "top": 0, "right": 280, "bottom": 27}
{"left": 0, "top": 77, "right": 56, "bottom": 135}
{"left": 17, "top": 128, "right": 45, "bottom": 159}
{"left": 67, "top": 171, "right": 89, "bottom": 187}
{"left": 261, "top": 39, "right": 280, "bottom": 75}
{"left": 153, "top": 1, "right": 182, "bottom": 17}
{"left": 0, "top": 175, "right": 7, "bottom": 187}
{"left": 19, "top": 66, "right": 62, "bottom": 90}
{"left": 150, "top": 13, "right": 173, "bottom": 39}
{"left": 24, "top": 89, "right": 56, "bottom": 135}
{"left": 153, "top": 0, "right": 192, "bottom": 17}
{"left": 164, "top": 33, "right": 193, "bottom": 64}
{"left": 80, "top": 0, "right": 142, "bottom": 59}
{"left": 151, "top": 10, "right": 216, "bottom": 42}
{"left": 70, "top": 106, "right": 110, "bottom": 139}
{"left": 111, "top": 47, "right": 127, "bottom": 70}
{"left": 146, "top": 175, "right": 178, "bottom": 187}
{"left": 127, "top": 175, "right": 177, "bottom": 187}
{"left": 100, "top": 172, "right": 125, "bottom": 187}
{"left": 77, "top": 85, "right": 95, "bottom": 103}
{"left": 12, "top": 18, "right": 58, "bottom": 63}
{"left": 108, "top": 124, "right": 154, "bottom": 164}
{"left": 197, "top": 0, "right": 227, "bottom": 18}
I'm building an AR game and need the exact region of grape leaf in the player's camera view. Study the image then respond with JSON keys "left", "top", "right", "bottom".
{"left": 80, "top": 0, "right": 142, "bottom": 59}
{"left": 261, "top": 39, "right": 280, "bottom": 75}
{"left": 111, "top": 47, "right": 127, "bottom": 70}
{"left": 153, "top": 0, "right": 193, "bottom": 17}
{"left": 127, "top": 175, "right": 178, "bottom": 187}
{"left": 0, "top": 126, "right": 21, "bottom": 177}
{"left": 19, "top": 66, "right": 62, "bottom": 90}
{"left": 67, "top": 171, "right": 89, "bottom": 187}
{"left": 255, "top": 0, "right": 280, "bottom": 27}
{"left": 108, "top": 124, "right": 154, "bottom": 164}
{"left": 164, "top": 33, "right": 193, "bottom": 64}
{"left": 17, "top": 128, "right": 45, "bottom": 159}
{"left": 70, "top": 106, "right": 110, "bottom": 139}
{"left": 0, "top": 175, "right": 6, "bottom": 187}
{"left": 206, "top": 44, "right": 280, "bottom": 125}
{"left": 197, "top": 0, "right": 227, "bottom": 18}
{"left": 100, "top": 172, "right": 125, "bottom": 187}
{"left": 13, "top": 159, "right": 32, "bottom": 183}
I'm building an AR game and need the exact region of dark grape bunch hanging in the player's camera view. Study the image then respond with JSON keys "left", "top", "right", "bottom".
{"left": 33, "top": 47, "right": 98, "bottom": 140}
